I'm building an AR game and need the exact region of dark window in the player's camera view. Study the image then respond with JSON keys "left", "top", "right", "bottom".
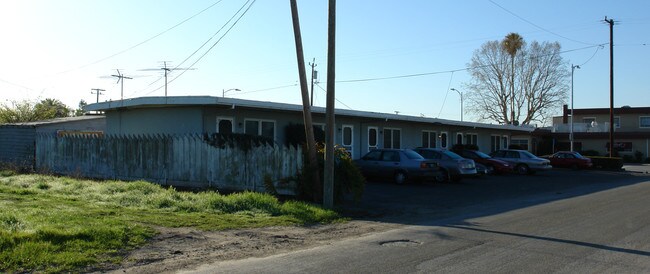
{"left": 245, "top": 120, "right": 259, "bottom": 135}
{"left": 218, "top": 119, "right": 233, "bottom": 134}
{"left": 369, "top": 128, "right": 378, "bottom": 147}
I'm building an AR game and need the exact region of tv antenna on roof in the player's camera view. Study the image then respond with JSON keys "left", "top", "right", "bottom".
{"left": 140, "top": 61, "right": 196, "bottom": 97}
{"left": 111, "top": 69, "right": 132, "bottom": 100}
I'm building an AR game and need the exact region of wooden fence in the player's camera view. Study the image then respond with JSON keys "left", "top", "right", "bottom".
{"left": 34, "top": 134, "right": 303, "bottom": 193}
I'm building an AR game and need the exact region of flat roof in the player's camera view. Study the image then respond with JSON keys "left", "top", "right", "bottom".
{"left": 1, "top": 115, "right": 105, "bottom": 127}
{"left": 85, "top": 96, "right": 534, "bottom": 132}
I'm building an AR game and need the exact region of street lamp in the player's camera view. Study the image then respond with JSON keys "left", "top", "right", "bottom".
{"left": 450, "top": 88, "right": 463, "bottom": 121}
{"left": 570, "top": 64, "right": 580, "bottom": 152}
{"left": 222, "top": 88, "right": 241, "bottom": 97}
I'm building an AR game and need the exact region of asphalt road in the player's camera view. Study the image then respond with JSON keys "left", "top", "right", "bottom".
{"left": 184, "top": 168, "right": 650, "bottom": 273}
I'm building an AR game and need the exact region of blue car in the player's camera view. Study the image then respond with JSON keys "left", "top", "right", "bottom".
{"left": 354, "top": 149, "right": 441, "bottom": 185}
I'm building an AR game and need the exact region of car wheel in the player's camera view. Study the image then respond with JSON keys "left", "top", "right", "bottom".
{"left": 435, "top": 169, "right": 449, "bottom": 183}
{"left": 486, "top": 165, "right": 495, "bottom": 174}
{"left": 394, "top": 171, "right": 407, "bottom": 185}
{"left": 516, "top": 164, "right": 530, "bottom": 175}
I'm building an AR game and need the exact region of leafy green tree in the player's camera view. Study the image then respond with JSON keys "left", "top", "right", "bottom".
{"left": 75, "top": 100, "right": 88, "bottom": 116}
{"left": 0, "top": 98, "right": 72, "bottom": 124}
{"left": 34, "top": 98, "right": 72, "bottom": 118}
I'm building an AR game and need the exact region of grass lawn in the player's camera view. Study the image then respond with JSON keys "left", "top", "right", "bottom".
{"left": 0, "top": 170, "right": 341, "bottom": 273}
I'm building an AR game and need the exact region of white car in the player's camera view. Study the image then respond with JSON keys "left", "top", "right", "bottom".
{"left": 490, "top": 149, "right": 552, "bottom": 175}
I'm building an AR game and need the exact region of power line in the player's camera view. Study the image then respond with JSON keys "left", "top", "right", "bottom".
{"left": 488, "top": 0, "right": 599, "bottom": 46}
{"left": 315, "top": 83, "right": 353, "bottom": 110}
{"left": 142, "top": 0, "right": 257, "bottom": 96}
{"left": 336, "top": 44, "right": 604, "bottom": 84}
{"left": 57, "top": 0, "right": 225, "bottom": 75}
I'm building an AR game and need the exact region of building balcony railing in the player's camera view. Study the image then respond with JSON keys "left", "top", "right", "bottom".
{"left": 552, "top": 122, "right": 611, "bottom": 133}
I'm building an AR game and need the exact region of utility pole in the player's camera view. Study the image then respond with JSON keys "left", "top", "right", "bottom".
{"left": 140, "top": 61, "right": 195, "bottom": 97}
{"left": 570, "top": 65, "right": 580, "bottom": 152}
{"left": 289, "top": 0, "right": 321, "bottom": 203}
{"left": 309, "top": 58, "right": 317, "bottom": 106}
{"left": 91, "top": 88, "right": 105, "bottom": 103}
{"left": 605, "top": 16, "right": 615, "bottom": 157}
{"left": 323, "top": 0, "right": 336, "bottom": 209}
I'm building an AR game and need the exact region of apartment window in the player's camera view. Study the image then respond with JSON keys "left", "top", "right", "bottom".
{"left": 464, "top": 133, "right": 478, "bottom": 145}
{"left": 440, "top": 132, "right": 448, "bottom": 149}
{"left": 640, "top": 116, "right": 650, "bottom": 128}
{"left": 502, "top": 136, "right": 509, "bottom": 149}
{"left": 384, "top": 128, "right": 401, "bottom": 149}
{"left": 456, "top": 133, "right": 463, "bottom": 145}
{"left": 583, "top": 117, "right": 596, "bottom": 127}
{"left": 490, "top": 135, "right": 501, "bottom": 152}
{"left": 244, "top": 119, "right": 276, "bottom": 139}
{"left": 511, "top": 139, "right": 529, "bottom": 150}
{"left": 342, "top": 125, "right": 354, "bottom": 158}
{"left": 368, "top": 127, "right": 378, "bottom": 151}
{"left": 614, "top": 117, "right": 620, "bottom": 128}
{"left": 421, "top": 131, "right": 436, "bottom": 148}
{"left": 217, "top": 117, "right": 233, "bottom": 134}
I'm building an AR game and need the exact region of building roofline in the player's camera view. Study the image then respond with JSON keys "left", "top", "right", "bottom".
{"left": 1, "top": 115, "right": 105, "bottom": 127}
{"left": 85, "top": 96, "right": 534, "bottom": 132}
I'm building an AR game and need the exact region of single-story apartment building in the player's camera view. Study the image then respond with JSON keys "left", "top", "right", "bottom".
{"left": 84, "top": 96, "right": 536, "bottom": 159}
{"left": 0, "top": 115, "right": 106, "bottom": 167}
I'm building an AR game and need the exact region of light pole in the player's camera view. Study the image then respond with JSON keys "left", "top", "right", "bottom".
{"left": 222, "top": 88, "right": 240, "bottom": 97}
{"left": 450, "top": 88, "right": 463, "bottom": 121}
{"left": 570, "top": 65, "right": 580, "bottom": 151}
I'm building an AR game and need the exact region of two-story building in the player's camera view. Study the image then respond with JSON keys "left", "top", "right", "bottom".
{"left": 550, "top": 104, "right": 650, "bottom": 157}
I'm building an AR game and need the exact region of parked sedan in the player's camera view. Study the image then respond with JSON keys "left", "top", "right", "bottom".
{"left": 354, "top": 149, "right": 440, "bottom": 185}
{"left": 453, "top": 149, "right": 514, "bottom": 174}
{"left": 543, "top": 151, "right": 593, "bottom": 169}
{"left": 490, "top": 149, "right": 552, "bottom": 175}
{"left": 412, "top": 148, "right": 477, "bottom": 182}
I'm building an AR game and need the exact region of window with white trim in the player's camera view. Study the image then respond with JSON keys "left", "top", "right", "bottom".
{"left": 464, "top": 133, "right": 478, "bottom": 145}
{"left": 368, "top": 127, "right": 379, "bottom": 151}
{"left": 244, "top": 119, "right": 276, "bottom": 139}
{"left": 421, "top": 130, "right": 436, "bottom": 148}
{"left": 639, "top": 116, "right": 650, "bottom": 128}
{"left": 502, "top": 135, "right": 509, "bottom": 149}
{"left": 342, "top": 125, "right": 354, "bottom": 158}
{"left": 217, "top": 117, "right": 234, "bottom": 134}
{"left": 456, "top": 133, "right": 463, "bottom": 145}
{"left": 511, "top": 139, "right": 529, "bottom": 150}
{"left": 440, "top": 132, "right": 448, "bottom": 149}
{"left": 384, "top": 128, "right": 401, "bottom": 149}
{"left": 490, "top": 135, "right": 501, "bottom": 152}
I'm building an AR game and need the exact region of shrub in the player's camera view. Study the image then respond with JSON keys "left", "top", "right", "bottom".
{"left": 296, "top": 144, "right": 365, "bottom": 205}
{"left": 634, "top": 150, "right": 644, "bottom": 163}
{"left": 588, "top": 156, "right": 623, "bottom": 170}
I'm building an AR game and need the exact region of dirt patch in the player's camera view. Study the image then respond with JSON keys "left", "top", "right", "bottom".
{"left": 98, "top": 220, "right": 398, "bottom": 273}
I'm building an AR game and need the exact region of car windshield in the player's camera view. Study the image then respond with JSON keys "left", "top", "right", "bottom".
{"left": 404, "top": 149, "right": 424, "bottom": 160}
{"left": 573, "top": 152, "right": 585, "bottom": 158}
{"left": 520, "top": 151, "right": 538, "bottom": 159}
{"left": 441, "top": 150, "right": 464, "bottom": 160}
{"left": 474, "top": 151, "right": 491, "bottom": 159}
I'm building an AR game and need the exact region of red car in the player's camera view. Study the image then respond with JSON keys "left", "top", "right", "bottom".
{"left": 453, "top": 149, "right": 514, "bottom": 174}
{"left": 544, "top": 151, "right": 593, "bottom": 169}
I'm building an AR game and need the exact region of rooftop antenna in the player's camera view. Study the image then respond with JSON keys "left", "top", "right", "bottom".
{"left": 111, "top": 69, "right": 132, "bottom": 100}
{"left": 140, "top": 61, "right": 196, "bottom": 97}
{"left": 91, "top": 88, "right": 105, "bottom": 103}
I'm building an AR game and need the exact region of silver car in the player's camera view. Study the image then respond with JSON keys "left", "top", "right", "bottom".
{"left": 490, "top": 149, "right": 552, "bottom": 175}
{"left": 354, "top": 149, "right": 440, "bottom": 185}
{"left": 412, "top": 148, "right": 477, "bottom": 182}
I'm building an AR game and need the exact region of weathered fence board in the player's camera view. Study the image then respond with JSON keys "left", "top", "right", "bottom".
{"left": 34, "top": 134, "right": 302, "bottom": 193}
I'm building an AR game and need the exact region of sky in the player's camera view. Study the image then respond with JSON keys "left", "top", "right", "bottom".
{"left": 0, "top": 0, "right": 648, "bottom": 125}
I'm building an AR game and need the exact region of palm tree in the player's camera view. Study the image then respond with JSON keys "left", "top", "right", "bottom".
{"left": 502, "top": 33, "right": 524, "bottom": 124}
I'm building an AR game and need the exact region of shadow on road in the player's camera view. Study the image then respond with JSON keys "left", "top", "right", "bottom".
{"left": 341, "top": 169, "right": 650, "bottom": 227}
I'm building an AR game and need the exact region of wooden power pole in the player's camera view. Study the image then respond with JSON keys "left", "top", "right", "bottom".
{"left": 289, "top": 0, "right": 321, "bottom": 202}
{"left": 323, "top": 0, "right": 336, "bottom": 209}
{"left": 605, "top": 16, "right": 615, "bottom": 157}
